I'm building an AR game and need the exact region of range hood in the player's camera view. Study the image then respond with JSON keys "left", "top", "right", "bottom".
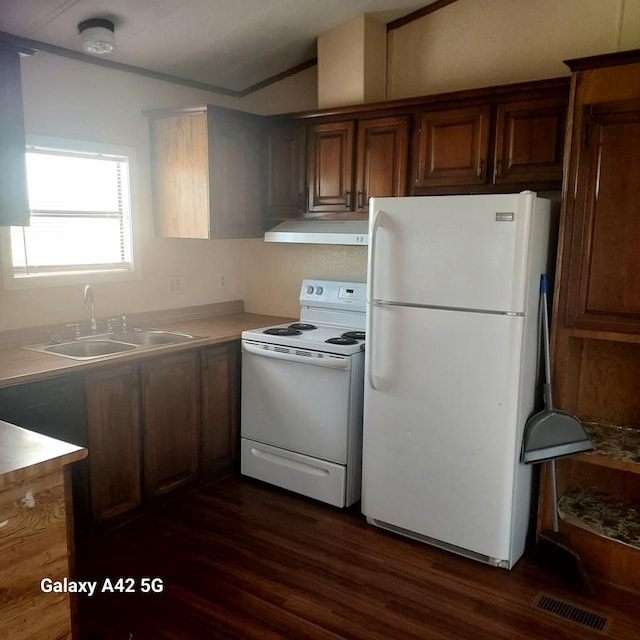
{"left": 264, "top": 220, "right": 368, "bottom": 245}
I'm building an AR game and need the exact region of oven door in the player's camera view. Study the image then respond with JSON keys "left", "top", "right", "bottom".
{"left": 241, "top": 339, "right": 353, "bottom": 464}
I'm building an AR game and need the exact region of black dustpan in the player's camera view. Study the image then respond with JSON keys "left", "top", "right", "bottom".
{"left": 522, "top": 275, "right": 593, "bottom": 464}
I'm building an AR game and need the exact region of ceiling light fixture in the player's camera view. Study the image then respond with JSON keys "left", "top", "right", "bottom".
{"left": 78, "top": 18, "right": 115, "bottom": 56}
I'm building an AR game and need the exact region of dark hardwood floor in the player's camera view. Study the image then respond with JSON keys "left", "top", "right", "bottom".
{"left": 76, "top": 475, "right": 640, "bottom": 639}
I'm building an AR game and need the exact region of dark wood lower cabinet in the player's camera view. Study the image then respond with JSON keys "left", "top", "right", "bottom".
{"left": 141, "top": 351, "right": 201, "bottom": 499}
{"left": 201, "top": 342, "right": 239, "bottom": 479}
{"left": 49, "top": 341, "right": 241, "bottom": 526}
{"left": 85, "top": 364, "right": 142, "bottom": 522}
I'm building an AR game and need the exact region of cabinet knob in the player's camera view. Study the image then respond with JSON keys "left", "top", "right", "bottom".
{"left": 345, "top": 190, "right": 352, "bottom": 209}
{"left": 494, "top": 159, "right": 502, "bottom": 180}
{"left": 477, "top": 160, "right": 486, "bottom": 180}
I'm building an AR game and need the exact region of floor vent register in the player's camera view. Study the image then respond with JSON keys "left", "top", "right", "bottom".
{"left": 533, "top": 592, "right": 610, "bottom": 633}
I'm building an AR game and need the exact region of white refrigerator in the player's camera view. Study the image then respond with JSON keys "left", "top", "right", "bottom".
{"left": 362, "top": 191, "right": 551, "bottom": 569}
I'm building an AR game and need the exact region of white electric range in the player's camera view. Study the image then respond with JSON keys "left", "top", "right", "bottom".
{"left": 240, "top": 279, "right": 366, "bottom": 507}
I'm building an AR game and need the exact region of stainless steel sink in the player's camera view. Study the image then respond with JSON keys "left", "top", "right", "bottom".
{"left": 113, "top": 329, "right": 196, "bottom": 346}
{"left": 41, "top": 339, "right": 138, "bottom": 359}
{"left": 24, "top": 328, "right": 200, "bottom": 361}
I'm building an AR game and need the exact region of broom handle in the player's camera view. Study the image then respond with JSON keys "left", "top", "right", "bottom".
{"left": 541, "top": 276, "right": 560, "bottom": 532}
{"left": 550, "top": 458, "right": 559, "bottom": 532}
{"left": 541, "top": 275, "right": 554, "bottom": 412}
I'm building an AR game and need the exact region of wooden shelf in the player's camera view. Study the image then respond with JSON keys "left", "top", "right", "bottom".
{"left": 544, "top": 53, "right": 640, "bottom": 594}
{"left": 562, "top": 328, "right": 640, "bottom": 344}
{"left": 558, "top": 485, "right": 640, "bottom": 551}
{"left": 572, "top": 419, "right": 640, "bottom": 474}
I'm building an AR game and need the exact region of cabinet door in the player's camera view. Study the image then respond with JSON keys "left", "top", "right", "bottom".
{"left": 356, "top": 116, "right": 409, "bottom": 213}
{"left": 0, "top": 49, "right": 31, "bottom": 226}
{"left": 209, "top": 111, "right": 263, "bottom": 238}
{"left": 307, "top": 120, "right": 355, "bottom": 213}
{"left": 413, "top": 105, "right": 490, "bottom": 189}
{"left": 565, "top": 99, "right": 640, "bottom": 333}
{"left": 142, "top": 352, "right": 200, "bottom": 498}
{"left": 85, "top": 364, "right": 142, "bottom": 522}
{"left": 149, "top": 110, "right": 210, "bottom": 239}
{"left": 201, "top": 342, "right": 239, "bottom": 479}
{"left": 264, "top": 121, "right": 306, "bottom": 218}
{"left": 494, "top": 97, "right": 566, "bottom": 186}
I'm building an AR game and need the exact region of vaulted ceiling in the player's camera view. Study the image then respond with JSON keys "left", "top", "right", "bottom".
{"left": 0, "top": 0, "right": 439, "bottom": 94}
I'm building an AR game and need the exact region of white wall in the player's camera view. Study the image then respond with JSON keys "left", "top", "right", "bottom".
{"left": 387, "top": 0, "right": 640, "bottom": 99}
{"left": 242, "top": 0, "right": 640, "bottom": 318}
{"left": 317, "top": 14, "right": 386, "bottom": 108}
{"left": 4, "top": 0, "right": 640, "bottom": 329}
{"left": 242, "top": 242, "right": 366, "bottom": 318}
{"left": 0, "top": 54, "right": 235, "bottom": 330}
{"left": 0, "top": 53, "right": 318, "bottom": 331}
{"left": 239, "top": 66, "right": 318, "bottom": 115}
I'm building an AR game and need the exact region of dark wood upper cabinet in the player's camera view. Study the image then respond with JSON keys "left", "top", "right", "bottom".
{"left": 355, "top": 115, "right": 409, "bottom": 212}
{"left": 300, "top": 115, "right": 409, "bottom": 216}
{"left": 263, "top": 121, "right": 306, "bottom": 218}
{"left": 493, "top": 96, "right": 566, "bottom": 186}
{"left": 413, "top": 105, "right": 491, "bottom": 188}
{"left": 307, "top": 120, "right": 355, "bottom": 213}
{"left": 262, "top": 78, "right": 569, "bottom": 217}
{"left": 147, "top": 106, "right": 262, "bottom": 238}
{"left": 209, "top": 111, "right": 263, "bottom": 238}
{"left": 0, "top": 48, "right": 30, "bottom": 227}
{"left": 565, "top": 98, "right": 640, "bottom": 333}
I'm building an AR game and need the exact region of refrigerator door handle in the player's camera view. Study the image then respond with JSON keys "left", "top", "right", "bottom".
{"left": 368, "top": 210, "right": 385, "bottom": 391}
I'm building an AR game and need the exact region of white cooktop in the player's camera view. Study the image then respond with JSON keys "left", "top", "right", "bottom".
{"left": 241, "top": 280, "right": 366, "bottom": 356}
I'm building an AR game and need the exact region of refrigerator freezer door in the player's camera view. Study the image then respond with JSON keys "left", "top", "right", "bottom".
{"left": 369, "top": 193, "right": 536, "bottom": 313}
{"left": 362, "top": 304, "right": 526, "bottom": 564}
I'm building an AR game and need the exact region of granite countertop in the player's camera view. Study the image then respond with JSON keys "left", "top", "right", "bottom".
{"left": 0, "top": 309, "right": 292, "bottom": 388}
{"left": 582, "top": 419, "right": 640, "bottom": 465}
{"left": 0, "top": 420, "right": 87, "bottom": 489}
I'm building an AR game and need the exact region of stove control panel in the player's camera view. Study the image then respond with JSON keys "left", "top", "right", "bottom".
{"left": 305, "top": 285, "right": 324, "bottom": 295}
{"left": 338, "top": 286, "right": 358, "bottom": 300}
{"left": 300, "top": 280, "right": 366, "bottom": 312}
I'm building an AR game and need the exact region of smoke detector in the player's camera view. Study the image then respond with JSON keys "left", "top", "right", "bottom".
{"left": 78, "top": 18, "right": 115, "bottom": 55}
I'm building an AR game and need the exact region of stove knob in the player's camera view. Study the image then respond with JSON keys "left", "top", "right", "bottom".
{"left": 315, "top": 286, "right": 323, "bottom": 295}
{"left": 305, "top": 285, "right": 314, "bottom": 294}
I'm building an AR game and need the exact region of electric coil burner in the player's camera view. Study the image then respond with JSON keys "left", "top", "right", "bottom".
{"left": 263, "top": 327, "right": 301, "bottom": 336}
{"left": 326, "top": 336, "right": 358, "bottom": 346}
{"left": 342, "top": 331, "right": 366, "bottom": 341}
{"left": 240, "top": 279, "right": 366, "bottom": 507}
{"left": 289, "top": 322, "right": 317, "bottom": 331}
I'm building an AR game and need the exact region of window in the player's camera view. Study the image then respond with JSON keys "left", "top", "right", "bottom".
{"left": 3, "top": 138, "right": 136, "bottom": 286}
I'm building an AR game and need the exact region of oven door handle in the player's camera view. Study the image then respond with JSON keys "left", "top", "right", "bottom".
{"left": 242, "top": 341, "right": 351, "bottom": 370}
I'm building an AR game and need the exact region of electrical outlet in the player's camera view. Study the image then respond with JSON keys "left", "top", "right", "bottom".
{"left": 218, "top": 274, "right": 225, "bottom": 287}
{"left": 168, "top": 277, "right": 182, "bottom": 293}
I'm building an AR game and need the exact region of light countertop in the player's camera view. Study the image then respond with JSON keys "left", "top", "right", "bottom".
{"left": 0, "top": 420, "right": 87, "bottom": 489}
{"left": 0, "top": 310, "right": 291, "bottom": 388}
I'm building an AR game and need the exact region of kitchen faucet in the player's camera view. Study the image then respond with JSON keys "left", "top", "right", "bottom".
{"left": 83, "top": 284, "right": 98, "bottom": 333}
